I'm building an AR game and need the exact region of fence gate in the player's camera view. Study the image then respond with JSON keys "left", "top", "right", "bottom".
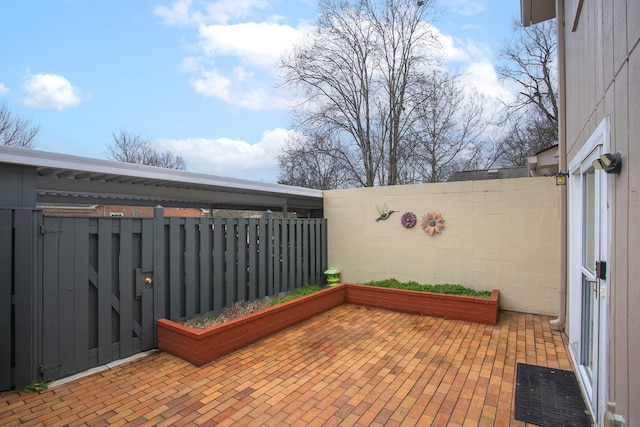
{"left": 39, "top": 216, "right": 157, "bottom": 382}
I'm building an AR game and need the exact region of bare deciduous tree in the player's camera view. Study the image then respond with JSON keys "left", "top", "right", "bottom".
{"left": 0, "top": 105, "right": 38, "bottom": 148}
{"left": 106, "top": 130, "right": 186, "bottom": 170}
{"left": 278, "top": 133, "right": 354, "bottom": 190}
{"left": 496, "top": 19, "right": 558, "bottom": 165}
{"left": 495, "top": 115, "right": 557, "bottom": 167}
{"left": 408, "top": 70, "right": 490, "bottom": 182}
{"left": 279, "top": 0, "right": 439, "bottom": 187}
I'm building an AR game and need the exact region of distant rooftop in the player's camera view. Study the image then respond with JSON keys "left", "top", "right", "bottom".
{"left": 447, "top": 166, "right": 529, "bottom": 182}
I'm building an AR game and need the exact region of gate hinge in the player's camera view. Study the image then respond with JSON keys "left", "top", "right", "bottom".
{"left": 39, "top": 224, "right": 63, "bottom": 234}
{"left": 39, "top": 363, "right": 62, "bottom": 374}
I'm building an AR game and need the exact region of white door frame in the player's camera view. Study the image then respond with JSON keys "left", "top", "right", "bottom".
{"left": 567, "top": 116, "right": 610, "bottom": 425}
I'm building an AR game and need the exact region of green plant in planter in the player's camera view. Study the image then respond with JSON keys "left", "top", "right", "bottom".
{"left": 363, "top": 278, "right": 492, "bottom": 298}
{"left": 270, "top": 285, "right": 324, "bottom": 305}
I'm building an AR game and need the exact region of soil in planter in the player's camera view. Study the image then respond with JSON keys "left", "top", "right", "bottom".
{"left": 177, "top": 285, "right": 325, "bottom": 329}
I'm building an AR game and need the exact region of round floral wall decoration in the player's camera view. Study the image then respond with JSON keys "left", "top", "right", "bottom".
{"left": 421, "top": 211, "right": 445, "bottom": 236}
{"left": 400, "top": 212, "right": 417, "bottom": 228}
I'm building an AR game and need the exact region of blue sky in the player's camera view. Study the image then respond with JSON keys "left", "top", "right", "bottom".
{"left": 0, "top": 0, "right": 521, "bottom": 182}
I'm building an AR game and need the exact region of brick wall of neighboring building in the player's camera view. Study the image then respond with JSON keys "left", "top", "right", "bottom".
{"left": 42, "top": 205, "right": 205, "bottom": 217}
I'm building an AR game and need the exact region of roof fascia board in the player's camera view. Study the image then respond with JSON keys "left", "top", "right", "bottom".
{"left": 520, "top": 0, "right": 556, "bottom": 27}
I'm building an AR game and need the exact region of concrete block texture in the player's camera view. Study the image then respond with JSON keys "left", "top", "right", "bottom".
{"left": 324, "top": 177, "right": 560, "bottom": 315}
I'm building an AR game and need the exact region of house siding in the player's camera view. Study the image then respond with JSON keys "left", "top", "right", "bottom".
{"left": 562, "top": 0, "right": 640, "bottom": 423}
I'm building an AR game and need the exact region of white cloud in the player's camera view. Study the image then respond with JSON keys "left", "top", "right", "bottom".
{"left": 187, "top": 21, "right": 310, "bottom": 110}
{"left": 190, "top": 69, "right": 232, "bottom": 100}
{"left": 181, "top": 56, "right": 204, "bottom": 73}
{"left": 0, "top": 83, "right": 8, "bottom": 95}
{"left": 431, "top": 24, "right": 493, "bottom": 64}
{"left": 461, "top": 60, "right": 514, "bottom": 103}
{"left": 189, "top": 66, "right": 287, "bottom": 110}
{"left": 202, "top": 0, "right": 269, "bottom": 25}
{"left": 436, "top": 32, "right": 471, "bottom": 62}
{"left": 198, "top": 21, "right": 309, "bottom": 69}
{"left": 156, "top": 0, "right": 311, "bottom": 111}
{"left": 20, "top": 73, "right": 82, "bottom": 110}
{"left": 154, "top": 0, "right": 195, "bottom": 25}
{"left": 154, "top": 0, "right": 270, "bottom": 26}
{"left": 432, "top": 23, "right": 514, "bottom": 105}
{"left": 155, "top": 128, "right": 294, "bottom": 181}
{"left": 449, "top": 0, "right": 485, "bottom": 16}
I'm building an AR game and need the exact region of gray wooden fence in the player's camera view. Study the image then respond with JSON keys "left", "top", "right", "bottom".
{"left": 0, "top": 207, "right": 327, "bottom": 390}
{"left": 161, "top": 213, "right": 327, "bottom": 321}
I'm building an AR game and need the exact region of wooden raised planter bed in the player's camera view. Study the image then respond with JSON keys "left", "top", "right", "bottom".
{"left": 344, "top": 283, "right": 500, "bottom": 326}
{"left": 157, "top": 286, "right": 346, "bottom": 366}
{"left": 157, "top": 283, "right": 499, "bottom": 366}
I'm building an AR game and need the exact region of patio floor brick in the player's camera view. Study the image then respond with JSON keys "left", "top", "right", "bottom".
{"left": 0, "top": 305, "right": 572, "bottom": 426}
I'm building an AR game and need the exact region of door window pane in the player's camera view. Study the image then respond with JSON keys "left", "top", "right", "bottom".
{"left": 582, "top": 169, "right": 596, "bottom": 272}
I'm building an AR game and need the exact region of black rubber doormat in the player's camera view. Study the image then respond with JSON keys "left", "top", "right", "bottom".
{"left": 514, "top": 363, "right": 591, "bottom": 427}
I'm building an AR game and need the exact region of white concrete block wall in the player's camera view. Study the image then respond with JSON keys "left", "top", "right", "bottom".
{"left": 324, "top": 177, "right": 560, "bottom": 315}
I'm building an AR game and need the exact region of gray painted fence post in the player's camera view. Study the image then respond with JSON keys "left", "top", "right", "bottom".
{"left": 13, "top": 209, "right": 41, "bottom": 389}
{"left": 0, "top": 209, "right": 12, "bottom": 390}
{"left": 153, "top": 206, "right": 165, "bottom": 346}
{"left": 264, "top": 210, "right": 273, "bottom": 295}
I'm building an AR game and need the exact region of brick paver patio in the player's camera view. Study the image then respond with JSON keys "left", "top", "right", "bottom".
{"left": 0, "top": 305, "right": 572, "bottom": 426}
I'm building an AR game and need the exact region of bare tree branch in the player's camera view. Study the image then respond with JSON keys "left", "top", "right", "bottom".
{"left": 278, "top": 133, "right": 355, "bottom": 189}
{"left": 409, "top": 70, "right": 490, "bottom": 182}
{"left": 0, "top": 105, "right": 38, "bottom": 148}
{"left": 106, "top": 130, "right": 186, "bottom": 170}
{"left": 495, "top": 19, "right": 558, "bottom": 166}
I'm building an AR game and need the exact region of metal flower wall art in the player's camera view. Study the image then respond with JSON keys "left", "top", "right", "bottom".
{"left": 400, "top": 212, "right": 417, "bottom": 228}
{"left": 421, "top": 211, "right": 445, "bottom": 236}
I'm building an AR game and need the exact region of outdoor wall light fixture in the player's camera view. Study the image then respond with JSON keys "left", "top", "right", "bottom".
{"left": 552, "top": 172, "right": 569, "bottom": 186}
{"left": 592, "top": 152, "right": 622, "bottom": 174}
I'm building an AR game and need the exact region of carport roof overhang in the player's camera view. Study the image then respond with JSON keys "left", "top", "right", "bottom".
{"left": 0, "top": 146, "right": 323, "bottom": 214}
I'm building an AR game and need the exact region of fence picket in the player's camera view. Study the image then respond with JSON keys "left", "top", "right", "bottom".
{"left": 199, "top": 218, "right": 212, "bottom": 314}
{"left": 237, "top": 219, "right": 247, "bottom": 302}
{"left": 58, "top": 218, "right": 76, "bottom": 377}
{"left": 97, "top": 219, "right": 113, "bottom": 365}
{"left": 213, "top": 218, "right": 225, "bottom": 314}
{"left": 225, "top": 219, "right": 237, "bottom": 306}
{"left": 72, "top": 218, "right": 90, "bottom": 375}
{"left": 119, "top": 219, "right": 134, "bottom": 358}
{"left": 168, "top": 218, "right": 182, "bottom": 320}
{"left": 185, "top": 218, "right": 197, "bottom": 319}
{"left": 248, "top": 219, "right": 258, "bottom": 300}
{"left": 41, "top": 217, "right": 61, "bottom": 381}
{"left": 272, "top": 220, "right": 282, "bottom": 295}
{"left": 258, "top": 219, "right": 267, "bottom": 298}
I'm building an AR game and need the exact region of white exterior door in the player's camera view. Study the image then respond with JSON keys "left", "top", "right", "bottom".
{"left": 568, "top": 117, "right": 610, "bottom": 425}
